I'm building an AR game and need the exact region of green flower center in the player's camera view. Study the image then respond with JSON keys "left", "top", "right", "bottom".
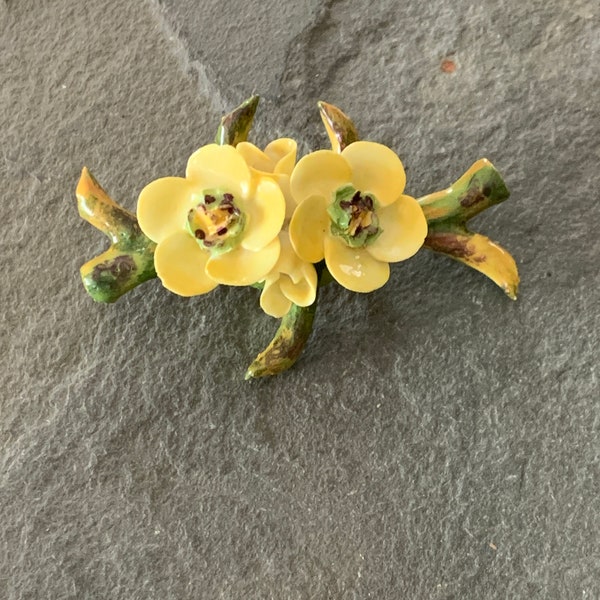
{"left": 187, "top": 189, "right": 245, "bottom": 255}
{"left": 328, "top": 185, "right": 382, "bottom": 248}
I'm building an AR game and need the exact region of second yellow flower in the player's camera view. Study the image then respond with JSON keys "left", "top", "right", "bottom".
{"left": 289, "top": 141, "right": 427, "bottom": 293}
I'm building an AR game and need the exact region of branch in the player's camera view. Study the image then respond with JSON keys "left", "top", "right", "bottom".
{"left": 76, "top": 168, "right": 156, "bottom": 303}
{"left": 245, "top": 299, "right": 319, "bottom": 379}
{"left": 417, "top": 159, "right": 519, "bottom": 299}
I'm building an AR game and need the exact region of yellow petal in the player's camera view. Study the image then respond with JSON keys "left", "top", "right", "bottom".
{"left": 137, "top": 177, "right": 195, "bottom": 243}
{"left": 342, "top": 141, "right": 406, "bottom": 207}
{"left": 264, "top": 138, "right": 297, "bottom": 175}
{"left": 324, "top": 234, "right": 390, "bottom": 293}
{"left": 278, "top": 175, "right": 296, "bottom": 221}
{"left": 290, "top": 150, "right": 351, "bottom": 205}
{"left": 239, "top": 178, "right": 286, "bottom": 251}
{"left": 236, "top": 138, "right": 297, "bottom": 178}
{"left": 186, "top": 144, "right": 250, "bottom": 198}
{"left": 367, "top": 194, "right": 427, "bottom": 262}
{"left": 270, "top": 231, "right": 300, "bottom": 277}
{"left": 300, "top": 260, "right": 319, "bottom": 288}
{"left": 236, "top": 142, "right": 275, "bottom": 173}
{"left": 288, "top": 194, "right": 329, "bottom": 263}
{"left": 206, "top": 237, "right": 280, "bottom": 286}
{"left": 154, "top": 231, "right": 218, "bottom": 296}
{"left": 279, "top": 266, "right": 317, "bottom": 307}
{"left": 260, "top": 278, "right": 292, "bottom": 318}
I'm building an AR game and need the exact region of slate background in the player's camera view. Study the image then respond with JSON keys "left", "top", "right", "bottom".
{"left": 1, "top": 0, "right": 599, "bottom": 598}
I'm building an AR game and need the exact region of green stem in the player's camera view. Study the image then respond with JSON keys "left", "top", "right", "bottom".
{"left": 245, "top": 299, "right": 318, "bottom": 379}
{"left": 418, "top": 158, "right": 510, "bottom": 223}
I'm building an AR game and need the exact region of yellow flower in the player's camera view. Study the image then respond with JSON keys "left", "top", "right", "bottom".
{"left": 236, "top": 138, "right": 297, "bottom": 220}
{"left": 288, "top": 141, "right": 427, "bottom": 293}
{"left": 137, "top": 144, "right": 285, "bottom": 295}
{"left": 259, "top": 231, "right": 318, "bottom": 318}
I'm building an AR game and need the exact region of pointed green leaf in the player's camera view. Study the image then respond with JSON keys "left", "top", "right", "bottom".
{"left": 215, "top": 95, "right": 260, "bottom": 146}
{"left": 318, "top": 101, "right": 359, "bottom": 153}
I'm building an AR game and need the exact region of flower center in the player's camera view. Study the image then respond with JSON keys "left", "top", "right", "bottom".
{"left": 187, "top": 190, "right": 245, "bottom": 255}
{"left": 328, "top": 185, "right": 382, "bottom": 248}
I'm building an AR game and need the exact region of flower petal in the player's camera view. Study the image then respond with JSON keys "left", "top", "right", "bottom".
{"left": 154, "top": 230, "right": 218, "bottom": 296}
{"left": 278, "top": 175, "right": 296, "bottom": 221}
{"left": 288, "top": 194, "right": 329, "bottom": 263}
{"left": 206, "top": 237, "right": 280, "bottom": 286}
{"left": 236, "top": 142, "right": 274, "bottom": 173}
{"left": 342, "top": 141, "right": 406, "bottom": 207}
{"left": 239, "top": 178, "right": 286, "bottom": 251}
{"left": 324, "top": 234, "right": 390, "bottom": 293}
{"left": 279, "top": 266, "right": 317, "bottom": 307}
{"left": 236, "top": 138, "right": 296, "bottom": 177}
{"left": 186, "top": 144, "right": 251, "bottom": 198}
{"left": 260, "top": 278, "right": 292, "bottom": 318}
{"left": 137, "top": 177, "right": 195, "bottom": 243}
{"left": 290, "top": 150, "right": 351, "bottom": 205}
{"left": 270, "top": 231, "right": 300, "bottom": 277}
{"left": 367, "top": 194, "right": 427, "bottom": 262}
{"left": 264, "top": 138, "right": 297, "bottom": 175}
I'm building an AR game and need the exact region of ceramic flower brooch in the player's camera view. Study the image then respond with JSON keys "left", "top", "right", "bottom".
{"left": 75, "top": 97, "right": 519, "bottom": 378}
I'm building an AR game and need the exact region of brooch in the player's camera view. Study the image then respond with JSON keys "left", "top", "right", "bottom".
{"left": 75, "top": 97, "right": 519, "bottom": 378}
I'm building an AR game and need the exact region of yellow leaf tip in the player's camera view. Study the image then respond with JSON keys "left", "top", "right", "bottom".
{"left": 76, "top": 167, "right": 93, "bottom": 198}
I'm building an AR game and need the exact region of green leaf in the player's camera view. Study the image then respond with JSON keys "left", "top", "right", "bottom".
{"left": 215, "top": 95, "right": 260, "bottom": 146}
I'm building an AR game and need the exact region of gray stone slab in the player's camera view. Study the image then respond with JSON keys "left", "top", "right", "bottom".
{"left": 1, "top": 0, "right": 599, "bottom": 598}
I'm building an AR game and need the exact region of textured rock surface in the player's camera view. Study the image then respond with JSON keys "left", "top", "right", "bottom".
{"left": 1, "top": 0, "right": 599, "bottom": 598}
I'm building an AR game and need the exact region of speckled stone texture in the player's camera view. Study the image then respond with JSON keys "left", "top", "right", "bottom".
{"left": 1, "top": 0, "right": 599, "bottom": 598}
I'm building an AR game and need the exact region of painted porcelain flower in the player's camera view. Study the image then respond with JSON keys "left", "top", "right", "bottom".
{"left": 289, "top": 141, "right": 427, "bottom": 293}
{"left": 137, "top": 144, "right": 285, "bottom": 295}
{"left": 259, "top": 231, "right": 318, "bottom": 318}
{"left": 236, "top": 138, "right": 297, "bottom": 220}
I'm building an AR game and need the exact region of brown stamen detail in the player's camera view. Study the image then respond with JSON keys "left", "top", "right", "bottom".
{"left": 332, "top": 187, "right": 381, "bottom": 246}
{"left": 188, "top": 190, "right": 245, "bottom": 253}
